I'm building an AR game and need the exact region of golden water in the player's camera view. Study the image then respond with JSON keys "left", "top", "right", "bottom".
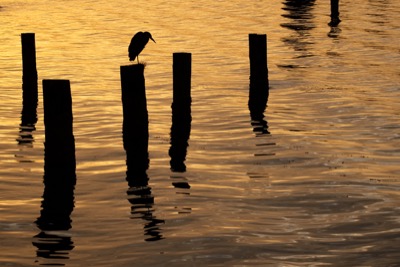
{"left": 1, "top": 0, "right": 400, "bottom": 266}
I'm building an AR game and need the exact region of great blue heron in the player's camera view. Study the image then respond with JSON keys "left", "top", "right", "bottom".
{"left": 128, "top": 31, "right": 156, "bottom": 64}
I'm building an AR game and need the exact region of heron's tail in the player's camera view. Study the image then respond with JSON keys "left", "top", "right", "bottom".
{"left": 129, "top": 54, "right": 136, "bottom": 61}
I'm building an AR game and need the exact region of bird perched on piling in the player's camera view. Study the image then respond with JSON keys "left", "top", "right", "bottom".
{"left": 128, "top": 31, "right": 156, "bottom": 64}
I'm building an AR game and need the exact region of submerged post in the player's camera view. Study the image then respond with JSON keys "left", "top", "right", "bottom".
{"left": 42, "top": 79, "right": 76, "bottom": 185}
{"left": 21, "top": 33, "right": 38, "bottom": 128}
{"left": 120, "top": 64, "right": 149, "bottom": 187}
{"left": 249, "top": 34, "right": 269, "bottom": 119}
{"left": 170, "top": 53, "right": 192, "bottom": 175}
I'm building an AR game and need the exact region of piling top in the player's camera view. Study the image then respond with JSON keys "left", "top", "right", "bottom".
{"left": 43, "top": 79, "right": 70, "bottom": 87}
{"left": 173, "top": 53, "right": 192, "bottom": 62}
{"left": 249, "top": 33, "right": 267, "bottom": 37}
{"left": 120, "top": 63, "right": 145, "bottom": 71}
{"left": 173, "top": 52, "right": 192, "bottom": 55}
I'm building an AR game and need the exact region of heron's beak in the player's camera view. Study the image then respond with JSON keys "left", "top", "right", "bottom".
{"left": 150, "top": 37, "right": 156, "bottom": 43}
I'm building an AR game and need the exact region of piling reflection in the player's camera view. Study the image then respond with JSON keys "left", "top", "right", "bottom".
{"left": 124, "top": 125, "right": 165, "bottom": 241}
{"left": 33, "top": 180, "right": 75, "bottom": 262}
{"left": 16, "top": 79, "right": 38, "bottom": 164}
{"left": 248, "top": 100, "right": 271, "bottom": 182}
{"left": 249, "top": 86, "right": 269, "bottom": 136}
{"left": 125, "top": 149, "right": 165, "bottom": 241}
{"left": 250, "top": 115, "right": 269, "bottom": 136}
{"left": 33, "top": 151, "right": 76, "bottom": 264}
{"left": 169, "top": 100, "right": 192, "bottom": 191}
{"left": 328, "top": 0, "right": 341, "bottom": 27}
{"left": 281, "top": 0, "right": 316, "bottom": 31}
{"left": 127, "top": 185, "right": 165, "bottom": 242}
{"left": 328, "top": 23, "right": 342, "bottom": 38}
{"left": 328, "top": 0, "right": 341, "bottom": 37}
{"left": 280, "top": 0, "right": 316, "bottom": 57}
{"left": 17, "top": 81, "right": 37, "bottom": 144}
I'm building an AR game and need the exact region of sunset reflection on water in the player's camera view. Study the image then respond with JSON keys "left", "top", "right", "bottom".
{"left": 1, "top": 0, "right": 400, "bottom": 266}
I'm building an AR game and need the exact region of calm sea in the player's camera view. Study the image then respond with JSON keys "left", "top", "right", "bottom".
{"left": 1, "top": 0, "right": 400, "bottom": 266}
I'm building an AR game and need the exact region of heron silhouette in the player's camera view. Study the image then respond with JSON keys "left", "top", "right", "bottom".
{"left": 128, "top": 31, "right": 156, "bottom": 64}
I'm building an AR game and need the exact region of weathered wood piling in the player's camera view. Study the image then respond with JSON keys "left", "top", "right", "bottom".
{"left": 169, "top": 53, "right": 192, "bottom": 174}
{"left": 248, "top": 34, "right": 269, "bottom": 120}
{"left": 120, "top": 64, "right": 150, "bottom": 187}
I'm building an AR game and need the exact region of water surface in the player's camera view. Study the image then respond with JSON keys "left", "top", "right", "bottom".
{"left": 1, "top": 0, "right": 400, "bottom": 266}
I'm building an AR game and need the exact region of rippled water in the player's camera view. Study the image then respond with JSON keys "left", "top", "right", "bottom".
{"left": 1, "top": 0, "right": 400, "bottom": 266}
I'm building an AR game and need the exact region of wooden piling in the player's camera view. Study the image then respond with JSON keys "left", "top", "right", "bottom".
{"left": 249, "top": 34, "right": 269, "bottom": 118}
{"left": 42, "top": 79, "right": 76, "bottom": 185}
{"left": 173, "top": 53, "right": 191, "bottom": 104}
{"left": 170, "top": 53, "right": 192, "bottom": 173}
{"left": 21, "top": 33, "right": 38, "bottom": 127}
{"left": 21, "top": 33, "right": 37, "bottom": 81}
{"left": 120, "top": 64, "right": 149, "bottom": 187}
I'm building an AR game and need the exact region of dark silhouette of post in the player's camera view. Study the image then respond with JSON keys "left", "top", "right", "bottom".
{"left": 21, "top": 33, "right": 38, "bottom": 135}
{"left": 172, "top": 53, "right": 191, "bottom": 109}
{"left": 170, "top": 53, "right": 192, "bottom": 173}
{"left": 249, "top": 34, "right": 269, "bottom": 120}
{"left": 34, "top": 79, "right": 76, "bottom": 264}
{"left": 120, "top": 64, "right": 149, "bottom": 187}
{"left": 21, "top": 33, "right": 38, "bottom": 85}
{"left": 42, "top": 79, "right": 76, "bottom": 185}
{"left": 329, "top": 0, "right": 341, "bottom": 26}
{"left": 169, "top": 53, "right": 192, "bottom": 190}
{"left": 120, "top": 64, "right": 161, "bottom": 241}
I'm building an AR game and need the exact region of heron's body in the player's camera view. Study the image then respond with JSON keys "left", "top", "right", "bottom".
{"left": 128, "top": 31, "right": 156, "bottom": 63}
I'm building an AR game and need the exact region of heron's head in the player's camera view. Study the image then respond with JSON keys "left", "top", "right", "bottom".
{"left": 144, "top": 31, "right": 156, "bottom": 43}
